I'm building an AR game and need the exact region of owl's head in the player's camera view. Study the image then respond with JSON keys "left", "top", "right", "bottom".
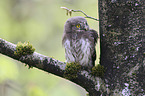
{"left": 64, "top": 16, "right": 89, "bottom": 33}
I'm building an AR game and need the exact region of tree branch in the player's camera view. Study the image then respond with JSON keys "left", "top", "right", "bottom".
{"left": 0, "top": 38, "right": 102, "bottom": 96}
{"left": 61, "top": 7, "right": 99, "bottom": 21}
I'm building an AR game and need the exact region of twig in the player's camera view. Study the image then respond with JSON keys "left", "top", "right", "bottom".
{"left": 61, "top": 7, "right": 99, "bottom": 21}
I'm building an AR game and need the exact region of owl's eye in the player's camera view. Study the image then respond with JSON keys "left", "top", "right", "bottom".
{"left": 76, "top": 24, "right": 80, "bottom": 28}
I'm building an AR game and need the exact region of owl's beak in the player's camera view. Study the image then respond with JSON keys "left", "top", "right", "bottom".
{"left": 85, "top": 25, "right": 89, "bottom": 31}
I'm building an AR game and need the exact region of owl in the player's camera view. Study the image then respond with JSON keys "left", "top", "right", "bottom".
{"left": 62, "top": 16, "right": 98, "bottom": 69}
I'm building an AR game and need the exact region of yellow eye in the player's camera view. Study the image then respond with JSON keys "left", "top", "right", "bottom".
{"left": 76, "top": 24, "right": 80, "bottom": 28}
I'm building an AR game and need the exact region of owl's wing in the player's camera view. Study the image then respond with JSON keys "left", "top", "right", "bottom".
{"left": 89, "top": 29, "right": 98, "bottom": 44}
{"left": 89, "top": 29, "right": 98, "bottom": 66}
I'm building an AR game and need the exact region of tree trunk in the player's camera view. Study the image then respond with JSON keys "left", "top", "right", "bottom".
{"left": 1, "top": 1, "right": 145, "bottom": 95}
{"left": 99, "top": 0, "right": 145, "bottom": 95}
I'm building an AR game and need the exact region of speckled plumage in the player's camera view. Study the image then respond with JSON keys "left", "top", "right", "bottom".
{"left": 62, "top": 16, "right": 98, "bottom": 69}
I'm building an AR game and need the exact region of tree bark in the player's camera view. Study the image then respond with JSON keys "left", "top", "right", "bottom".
{"left": 99, "top": 0, "right": 145, "bottom": 95}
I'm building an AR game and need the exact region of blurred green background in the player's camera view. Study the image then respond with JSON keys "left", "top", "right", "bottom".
{"left": 0, "top": 0, "right": 99, "bottom": 96}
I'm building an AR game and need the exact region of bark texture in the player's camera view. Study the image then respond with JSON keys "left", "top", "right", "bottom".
{"left": 99, "top": 0, "right": 145, "bottom": 95}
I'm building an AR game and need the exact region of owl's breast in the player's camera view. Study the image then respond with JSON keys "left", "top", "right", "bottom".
{"left": 63, "top": 38, "right": 92, "bottom": 68}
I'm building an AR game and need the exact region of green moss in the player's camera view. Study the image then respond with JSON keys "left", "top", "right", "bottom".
{"left": 14, "top": 41, "right": 35, "bottom": 56}
{"left": 64, "top": 62, "right": 82, "bottom": 80}
{"left": 91, "top": 64, "right": 105, "bottom": 78}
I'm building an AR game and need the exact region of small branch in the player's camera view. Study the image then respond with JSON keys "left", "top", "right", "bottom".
{"left": 0, "top": 38, "right": 102, "bottom": 95}
{"left": 61, "top": 7, "right": 99, "bottom": 21}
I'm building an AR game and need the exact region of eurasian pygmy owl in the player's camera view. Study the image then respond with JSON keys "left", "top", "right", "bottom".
{"left": 62, "top": 16, "right": 98, "bottom": 69}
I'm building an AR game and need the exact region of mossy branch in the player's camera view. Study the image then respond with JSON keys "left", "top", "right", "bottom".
{"left": 0, "top": 38, "right": 102, "bottom": 96}
{"left": 61, "top": 7, "right": 99, "bottom": 21}
{"left": 14, "top": 41, "right": 35, "bottom": 56}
